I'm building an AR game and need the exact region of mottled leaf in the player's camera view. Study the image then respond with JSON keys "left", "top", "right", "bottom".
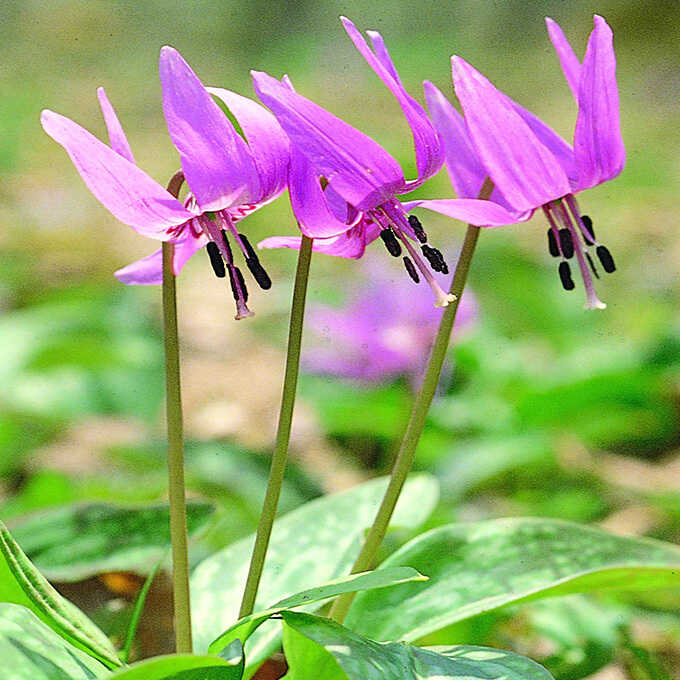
{"left": 0, "top": 603, "right": 105, "bottom": 679}
{"left": 191, "top": 474, "right": 438, "bottom": 671}
{"left": 209, "top": 567, "right": 426, "bottom": 654}
{"left": 0, "top": 521, "right": 121, "bottom": 668}
{"left": 346, "top": 518, "right": 680, "bottom": 642}
{"left": 281, "top": 611, "right": 554, "bottom": 680}
{"left": 10, "top": 501, "right": 215, "bottom": 581}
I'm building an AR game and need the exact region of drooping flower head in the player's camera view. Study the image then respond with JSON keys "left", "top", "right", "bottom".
{"left": 41, "top": 47, "right": 289, "bottom": 319}
{"left": 255, "top": 17, "right": 454, "bottom": 307}
{"left": 414, "top": 15, "right": 624, "bottom": 309}
{"left": 304, "top": 257, "right": 478, "bottom": 385}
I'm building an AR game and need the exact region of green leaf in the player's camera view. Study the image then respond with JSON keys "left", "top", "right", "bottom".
{"left": 9, "top": 500, "right": 215, "bottom": 581}
{"left": 191, "top": 474, "right": 438, "bottom": 667}
{"left": 105, "top": 649, "right": 243, "bottom": 680}
{"left": 346, "top": 518, "right": 680, "bottom": 642}
{"left": 0, "top": 521, "right": 121, "bottom": 668}
{"left": 209, "top": 567, "right": 426, "bottom": 654}
{"left": 281, "top": 611, "right": 555, "bottom": 680}
{"left": 0, "top": 603, "right": 105, "bottom": 679}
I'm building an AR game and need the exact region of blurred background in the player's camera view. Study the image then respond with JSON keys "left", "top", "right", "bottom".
{"left": 1, "top": 0, "right": 679, "bottom": 676}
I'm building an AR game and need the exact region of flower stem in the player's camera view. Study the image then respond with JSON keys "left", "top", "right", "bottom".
{"left": 162, "top": 171, "right": 193, "bottom": 653}
{"left": 239, "top": 234, "right": 314, "bottom": 618}
{"left": 329, "top": 178, "right": 494, "bottom": 623}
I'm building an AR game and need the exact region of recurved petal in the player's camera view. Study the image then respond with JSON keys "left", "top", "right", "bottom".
{"left": 341, "top": 17, "right": 443, "bottom": 188}
{"left": 289, "top": 145, "right": 354, "bottom": 238}
{"left": 207, "top": 87, "right": 290, "bottom": 203}
{"left": 41, "top": 109, "right": 194, "bottom": 237}
{"left": 259, "top": 217, "right": 381, "bottom": 259}
{"left": 114, "top": 231, "right": 206, "bottom": 285}
{"left": 159, "top": 46, "right": 260, "bottom": 211}
{"left": 452, "top": 56, "right": 572, "bottom": 212}
{"left": 506, "top": 96, "right": 577, "bottom": 185}
{"left": 546, "top": 17, "right": 581, "bottom": 100}
{"left": 408, "top": 198, "right": 531, "bottom": 227}
{"left": 424, "top": 80, "right": 510, "bottom": 208}
{"left": 97, "top": 88, "right": 135, "bottom": 163}
{"left": 252, "top": 70, "right": 403, "bottom": 212}
{"left": 573, "top": 15, "right": 625, "bottom": 191}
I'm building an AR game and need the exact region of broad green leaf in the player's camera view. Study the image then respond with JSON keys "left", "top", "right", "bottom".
{"left": 191, "top": 474, "right": 438, "bottom": 669}
{"left": 346, "top": 518, "right": 680, "bottom": 642}
{"left": 9, "top": 500, "right": 215, "bottom": 581}
{"left": 281, "top": 611, "right": 554, "bottom": 680}
{"left": 0, "top": 603, "right": 105, "bottom": 679}
{"left": 0, "top": 521, "right": 121, "bottom": 668}
{"left": 209, "top": 567, "right": 426, "bottom": 654}
{"left": 105, "top": 650, "right": 243, "bottom": 680}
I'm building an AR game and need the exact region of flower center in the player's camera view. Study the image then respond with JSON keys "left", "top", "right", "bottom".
{"left": 543, "top": 195, "right": 616, "bottom": 310}
{"left": 196, "top": 209, "right": 273, "bottom": 320}
{"left": 372, "top": 200, "right": 456, "bottom": 309}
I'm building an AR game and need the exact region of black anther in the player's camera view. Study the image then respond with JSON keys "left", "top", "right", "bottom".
{"left": 220, "top": 230, "right": 233, "bottom": 261}
{"left": 581, "top": 215, "right": 596, "bottom": 245}
{"left": 547, "top": 229, "right": 560, "bottom": 257}
{"left": 558, "top": 228, "right": 574, "bottom": 259}
{"left": 206, "top": 241, "right": 226, "bottom": 278}
{"left": 379, "top": 229, "right": 402, "bottom": 257}
{"left": 403, "top": 256, "right": 420, "bottom": 283}
{"left": 596, "top": 245, "right": 616, "bottom": 273}
{"left": 408, "top": 215, "right": 428, "bottom": 243}
{"left": 585, "top": 252, "right": 600, "bottom": 279}
{"left": 558, "top": 261, "right": 575, "bottom": 291}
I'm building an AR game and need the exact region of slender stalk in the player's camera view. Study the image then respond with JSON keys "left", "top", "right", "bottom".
{"left": 162, "top": 170, "right": 193, "bottom": 653}
{"left": 239, "top": 234, "right": 314, "bottom": 618}
{"left": 330, "top": 178, "right": 494, "bottom": 623}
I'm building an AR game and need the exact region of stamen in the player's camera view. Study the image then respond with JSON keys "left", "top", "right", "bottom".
{"left": 586, "top": 252, "right": 600, "bottom": 279}
{"left": 379, "top": 228, "right": 402, "bottom": 257}
{"left": 547, "top": 228, "right": 560, "bottom": 257}
{"left": 403, "top": 256, "right": 420, "bottom": 283}
{"left": 206, "top": 241, "right": 226, "bottom": 278}
{"left": 220, "top": 230, "right": 234, "bottom": 262}
{"left": 558, "top": 228, "right": 575, "bottom": 259}
{"left": 556, "top": 199, "right": 606, "bottom": 310}
{"left": 596, "top": 245, "right": 616, "bottom": 273}
{"left": 421, "top": 244, "right": 448, "bottom": 274}
{"left": 239, "top": 232, "right": 272, "bottom": 289}
{"left": 407, "top": 215, "right": 428, "bottom": 243}
{"left": 227, "top": 265, "right": 254, "bottom": 320}
{"left": 558, "top": 261, "right": 575, "bottom": 290}
{"left": 581, "top": 215, "right": 596, "bottom": 245}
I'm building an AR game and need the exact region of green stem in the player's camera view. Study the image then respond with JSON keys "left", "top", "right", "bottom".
{"left": 239, "top": 234, "right": 314, "bottom": 618}
{"left": 329, "top": 178, "right": 494, "bottom": 623}
{"left": 162, "top": 171, "right": 193, "bottom": 653}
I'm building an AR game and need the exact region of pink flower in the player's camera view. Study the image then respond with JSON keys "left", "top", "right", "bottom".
{"left": 414, "top": 16, "right": 624, "bottom": 309}
{"left": 41, "top": 47, "right": 289, "bottom": 319}
{"left": 255, "top": 18, "right": 456, "bottom": 308}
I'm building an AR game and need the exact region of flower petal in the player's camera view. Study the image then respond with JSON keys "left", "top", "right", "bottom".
{"left": 408, "top": 198, "right": 531, "bottom": 227}
{"left": 288, "top": 145, "right": 356, "bottom": 238}
{"left": 341, "top": 17, "right": 443, "bottom": 189}
{"left": 424, "top": 80, "right": 516, "bottom": 209}
{"left": 573, "top": 15, "right": 625, "bottom": 191}
{"left": 41, "top": 109, "right": 193, "bottom": 237}
{"left": 506, "top": 97, "right": 577, "bottom": 184}
{"left": 252, "top": 70, "right": 403, "bottom": 212}
{"left": 451, "top": 56, "right": 571, "bottom": 211}
{"left": 259, "top": 217, "right": 381, "bottom": 259}
{"left": 96, "top": 87, "right": 135, "bottom": 163}
{"left": 115, "top": 249, "right": 164, "bottom": 285}
{"left": 159, "top": 46, "right": 259, "bottom": 211}
{"left": 114, "top": 231, "right": 206, "bottom": 285}
{"left": 207, "top": 87, "right": 290, "bottom": 203}
{"left": 545, "top": 17, "right": 581, "bottom": 101}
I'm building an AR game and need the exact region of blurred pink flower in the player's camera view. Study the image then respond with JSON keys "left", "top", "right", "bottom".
{"left": 303, "top": 259, "right": 477, "bottom": 385}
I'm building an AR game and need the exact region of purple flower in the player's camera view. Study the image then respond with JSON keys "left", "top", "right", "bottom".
{"left": 414, "top": 15, "right": 624, "bottom": 309}
{"left": 254, "top": 17, "right": 454, "bottom": 308}
{"left": 304, "top": 257, "right": 478, "bottom": 385}
{"left": 41, "top": 47, "right": 289, "bottom": 319}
